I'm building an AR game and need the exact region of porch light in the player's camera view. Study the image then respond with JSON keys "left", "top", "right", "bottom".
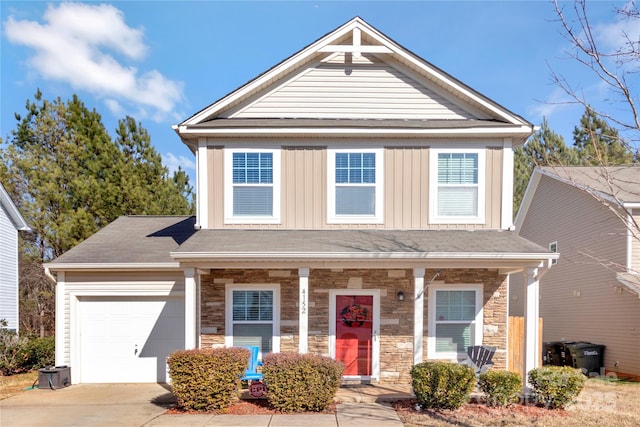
{"left": 397, "top": 291, "right": 405, "bottom": 301}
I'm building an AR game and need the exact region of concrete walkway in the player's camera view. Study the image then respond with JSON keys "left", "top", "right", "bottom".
{"left": 0, "top": 383, "right": 413, "bottom": 427}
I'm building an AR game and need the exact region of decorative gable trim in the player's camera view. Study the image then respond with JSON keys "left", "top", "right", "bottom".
{"left": 176, "top": 17, "right": 533, "bottom": 134}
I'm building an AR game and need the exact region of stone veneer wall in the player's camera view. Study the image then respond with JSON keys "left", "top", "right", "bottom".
{"left": 199, "top": 268, "right": 508, "bottom": 384}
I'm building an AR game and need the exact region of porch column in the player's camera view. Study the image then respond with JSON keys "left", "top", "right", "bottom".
{"left": 524, "top": 266, "right": 540, "bottom": 391}
{"left": 185, "top": 267, "right": 197, "bottom": 350}
{"left": 413, "top": 268, "right": 425, "bottom": 366}
{"left": 298, "top": 268, "right": 309, "bottom": 354}
{"left": 55, "top": 272, "right": 65, "bottom": 366}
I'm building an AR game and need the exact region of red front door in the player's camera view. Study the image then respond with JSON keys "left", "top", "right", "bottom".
{"left": 335, "top": 295, "right": 373, "bottom": 376}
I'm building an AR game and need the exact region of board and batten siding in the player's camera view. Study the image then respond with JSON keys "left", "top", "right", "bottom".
{"left": 229, "top": 53, "right": 474, "bottom": 120}
{"left": 0, "top": 205, "right": 19, "bottom": 331}
{"left": 205, "top": 143, "right": 504, "bottom": 229}
{"left": 511, "top": 175, "right": 640, "bottom": 376}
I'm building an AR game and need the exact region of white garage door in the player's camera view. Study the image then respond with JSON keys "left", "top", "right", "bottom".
{"left": 79, "top": 296, "right": 185, "bottom": 383}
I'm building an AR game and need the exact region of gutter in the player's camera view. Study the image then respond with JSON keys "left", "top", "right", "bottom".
{"left": 43, "top": 262, "right": 183, "bottom": 271}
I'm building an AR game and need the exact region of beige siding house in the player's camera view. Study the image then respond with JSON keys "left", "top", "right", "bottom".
{"left": 45, "top": 17, "right": 554, "bottom": 385}
{"left": 511, "top": 166, "right": 640, "bottom": 379}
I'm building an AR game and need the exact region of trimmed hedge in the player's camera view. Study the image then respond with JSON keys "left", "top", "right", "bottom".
{"left": 262, "top": 352, "right": 344, "bottom": 412}
{"left": 411, "top": 362, "right": 476, "bottom": 410}
{"left": 167, "top": 347, "right": 250, "bottom": 412}
{"left": 478, "top": 370, "right": 522, "bottom": 407}
{"left": 528, "top": 366, "right": 586, "bottom": 409}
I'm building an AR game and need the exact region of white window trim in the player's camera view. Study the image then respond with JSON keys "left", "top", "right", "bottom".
{"left": 224, "top": 283, "right": 281, "bottom": 354}
{"left": 224, "top": 148, "right": 281, "bottom": 224}
{"left": 427, "top": 283, "right": 483, "bottom": 360}
{"left": 327, "top": 148, "right": 384, "bottom": 224}
{"left": 429, "top": 148, "right": 486, "bottom": 224}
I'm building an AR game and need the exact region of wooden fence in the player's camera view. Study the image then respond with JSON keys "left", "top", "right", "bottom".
{"left": 507, "top": 316, "right": 543, "bottom": 377}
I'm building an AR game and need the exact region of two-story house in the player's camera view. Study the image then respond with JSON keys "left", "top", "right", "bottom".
{"left": 511, "top": 166, "right": 640, "bottom": 379}
{"left": 0, "top": 183, "right": 30, "bottom": 332}
{"left": 45, "top": 17, "right": 555, "bottom": 385}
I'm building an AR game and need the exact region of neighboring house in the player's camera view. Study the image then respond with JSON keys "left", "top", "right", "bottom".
{"left": 45, "top": 17, "right": 554, "bottom": 385}
{"left": 511, "top": 166, "right": 640, "bottom": 379}
{"left": 0, "top": 183, "right": 30, "bottom": 332}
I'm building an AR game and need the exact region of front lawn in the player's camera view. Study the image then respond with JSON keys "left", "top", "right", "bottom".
{"left": 0, "top": 371, "right": 38, "bottom": 399}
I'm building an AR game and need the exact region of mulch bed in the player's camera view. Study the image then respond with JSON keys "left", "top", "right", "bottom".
{"left": 390, "top": 398, "right": 569, "bottom": 419}
{"left": 167, "top": 398, "right": 337, "bottom": 415}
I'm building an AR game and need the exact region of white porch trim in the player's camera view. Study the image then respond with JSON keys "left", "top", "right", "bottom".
{"left": 524, "top": 265, "right": 541, "bottom": 391}
{"left": 413, "top": 268, "right": 425, "bottom": 366}
{"left": 55, "top": 272, "right": 66, "bottom": 366}
{"left": 298, "top": 267, "right": 310, "bottom": 354}
{"left": 184, "top": 268, "right": 197, "bottom": 350}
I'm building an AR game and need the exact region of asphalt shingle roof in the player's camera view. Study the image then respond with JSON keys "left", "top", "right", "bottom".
{"left": 49, "top": 216, "right": 552, "bottom": 266}
{"left": 540, "top": 166, "right": 640, "bottom": 203}
{"left": 50, "top": 216, "right": 196, "bottom": 265}
{"left": 173, "top": 228, "right": 550, "bottom": 257}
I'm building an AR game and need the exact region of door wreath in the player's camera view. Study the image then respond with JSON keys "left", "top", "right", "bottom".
{"left": 341, "top": 304, "right": 368, "bottom": 327}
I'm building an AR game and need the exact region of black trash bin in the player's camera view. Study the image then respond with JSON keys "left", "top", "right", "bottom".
{"left": 38, "top": 366, "right": 71, "bottom": 389}
{"left": 565, "top": 343, "right": 605, "bottom": 375}
{"left": 544, "top": 341, "right": 575, "bottom": 366}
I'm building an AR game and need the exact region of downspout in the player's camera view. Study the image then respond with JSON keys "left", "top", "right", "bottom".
{"left": 44, "top": 267, "right": 56, "bottom": 283}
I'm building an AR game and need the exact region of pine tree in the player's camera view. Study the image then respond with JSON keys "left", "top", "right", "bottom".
{"left": 513, "top": 118, "right": 579, "bottom": 215}
{"left": 573, "top": 107, "right": 634, "bottom": 166}
{"left": 0, "top": 91, "right": 194, "bottom": 335}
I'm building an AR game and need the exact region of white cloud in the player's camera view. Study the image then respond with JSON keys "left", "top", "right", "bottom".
{"left": 163, "top": 152, "right": 196, "bottom": 174}
{"left": 593, "top": 2, "right": 640, "bottom": 53}
{"left": 3, "top": 2, "right": 184, "bottom": 122}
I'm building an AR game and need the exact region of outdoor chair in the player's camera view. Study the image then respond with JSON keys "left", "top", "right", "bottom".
{"left": 239, "top": 346, "right": 263, "bottom": 382}
{"left": 461, "top": 345, "right": 496, "bottom": 376}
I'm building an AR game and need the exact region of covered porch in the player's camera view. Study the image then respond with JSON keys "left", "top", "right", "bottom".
{"left": 173, "top": 229, "right": 555, "bottom": 387}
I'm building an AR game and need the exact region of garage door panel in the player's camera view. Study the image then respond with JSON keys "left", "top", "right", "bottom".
{"left": 80, "top": 297, "right": 185, "bottom": 383}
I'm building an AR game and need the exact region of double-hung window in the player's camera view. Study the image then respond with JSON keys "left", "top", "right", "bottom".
{"left": 225, "top": 149, "right": 280, "bottom": 224}
{"left": 428, "top": 284, "right": 483, "bottom": 359}
{"left": 225, "top": 284, "right": 280, "bottom": 357}
{"left": 429, "top": 149, "right": 485, "bottom": 224}
{"left": 327, "top": 149, "right": 383, "bottom": 223}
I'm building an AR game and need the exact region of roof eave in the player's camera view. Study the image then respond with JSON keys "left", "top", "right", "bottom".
{"left": 175, "top": 125, "right": 535, "bottom": 139}
{"left": 44, "top": 262, "right": 182, "bottom": 272}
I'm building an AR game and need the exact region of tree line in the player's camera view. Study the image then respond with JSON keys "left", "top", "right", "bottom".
{"left": 514, "top": 107, "right": 638, "bottom": 214}
{"left": 0, "top": 90, "right": 194, "bottom": 336}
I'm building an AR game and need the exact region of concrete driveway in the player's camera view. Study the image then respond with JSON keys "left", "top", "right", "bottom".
{"left": 0, "top": 383, "right": 175, "bottom": 427}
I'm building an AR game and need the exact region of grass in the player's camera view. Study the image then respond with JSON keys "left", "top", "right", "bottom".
{"left": 0, "top": 371, "right": 39, "bottom": 400}
{"left": 395, "top": 378, "right": 640, "bottom": 426}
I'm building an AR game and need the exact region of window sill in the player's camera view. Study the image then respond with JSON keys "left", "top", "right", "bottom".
{"left": 224, "top": 217, "right": 281, "bottom": 225}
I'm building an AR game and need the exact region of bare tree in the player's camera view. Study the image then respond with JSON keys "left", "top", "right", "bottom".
{"left": 552, "top": 0, "right": 639, "bottom": 147}
{"left": 535, "top": 2, "right": 640, "bottom": 289}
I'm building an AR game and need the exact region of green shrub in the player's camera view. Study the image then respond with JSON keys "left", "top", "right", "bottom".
{"left": 478, "top": 370, "right": 522, "bottom": 407}
{"left": 528, "top": 366, "right": 586, "bottom": 409}
{"left": 0, "top": 324, "right": 25, "bottom": 376}
{"left": 262, "top": 352, "right": 344, "bottom": 412}
{"left": 168, "top": 347, "right": 249, "bottom": 412}
{"left": 0, "top": 321, "right": 55, "bottom": 375}
{"left": 411, "top": 362, "right": 476, "bottom": 410}
{"left": 20, "top": 336, "right": 55, "bottom": 371}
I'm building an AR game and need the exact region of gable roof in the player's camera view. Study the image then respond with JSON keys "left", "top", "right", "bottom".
{"left": 174, "top": 17, "right": 534, "bottom": 147}
{"left": 515, "top": 165, "right": 640, "bottom": 230}
{"left": 46, "top": 216, "right": 195, "bottom": 269}
{"left": 0, "top": 183, "right": 30, "bottom": 231}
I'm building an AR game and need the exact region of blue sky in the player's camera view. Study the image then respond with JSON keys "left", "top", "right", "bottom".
{"left": 1, "top": 1, "right": 636, "bottom": 181}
